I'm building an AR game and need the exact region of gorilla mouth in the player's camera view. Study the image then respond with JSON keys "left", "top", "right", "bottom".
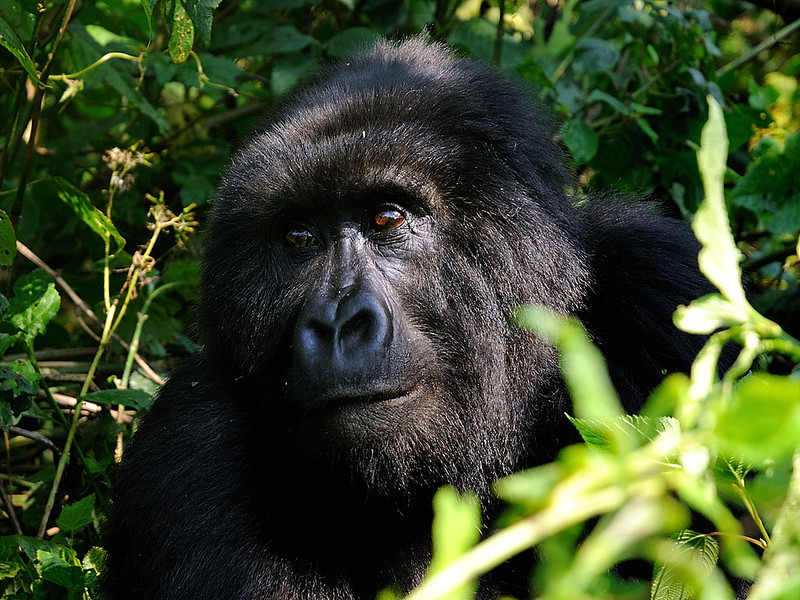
{"left": 321, "top": 378, "right": 423, "bottom": 411}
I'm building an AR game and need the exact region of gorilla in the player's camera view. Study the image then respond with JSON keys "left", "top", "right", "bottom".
{"left": 103, "top": 38, "right": 714, "bottom": 599}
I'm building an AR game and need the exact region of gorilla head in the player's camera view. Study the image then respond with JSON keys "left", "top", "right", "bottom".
{"left": 104, "top": 39, "right": 710, "bottom": 599}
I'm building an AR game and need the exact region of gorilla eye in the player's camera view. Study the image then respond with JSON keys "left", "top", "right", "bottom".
{"left": 373, "top": 209, "right": 405, "bottom": 231}
{"left": 284, "top": 228, "right": 317, "bottom": 248}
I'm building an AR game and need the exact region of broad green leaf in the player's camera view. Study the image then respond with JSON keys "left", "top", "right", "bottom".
{"left": 713, "top": 374, "right": 800, "bottom": 463}
{"left": 573, "top": 38, "right": 620, "bottom": 75}
{"left": 562, "top": 119, "right": 598, "bottom": 163}
{"left": 652, "top": 530, "right": 720, "bottom": 600}
{"left": 427, "top": 486, "right": 481, "bottom": 600}
{"left": 51, "top": 177, "right": 125, "bottom": 256}
{"left": 38, "top": 547, "right": 84, "bottom": 589}
{"left": 81, "top": 388, "right": 154, "bottom": 410}
{"left": 0, "top": 362, "right": 40, "bottom": 429}
{"left": 0, "top": 535, "right": 24, "bottom": 577}
{"left": 258, "top": 25, "right": 315, "bottom": 54}
{"left": 673, "top": 293, "right": 748, "bottom": 334}
{"left": 695, "top": 96, "right": 747, "bottom": 309}
{"left": 6, "top": 270, "right": 60, "bottom": 348}
{"left": 183, "top": 0, "right": 222, "bottom": 47}
{"left": 0, "top": 209, "right": 16, "bottom": 266}
{"left": 56, "top": 494, "right": 96, "bottom": 534}
{"left": 168, "top": 0, "right": 195, "bottom": 64}
{"left": 567, "top": 414, "right": 679, "bottom": 454}
{"left": 15, "top": 534, "right": 59, "bottom": 560}
{"left": 271, "top": 54, "right": 320, "bottom": 96}
{"left": 0, "top": 16, "right": 41, "bottom": 85}
{"left": 83, "top": 545, "right": 106, "bottom": 573}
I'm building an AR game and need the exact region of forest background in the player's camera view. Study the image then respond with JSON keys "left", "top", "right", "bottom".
{"left": 0, "top": 0, "right": 799, "bottom": 598}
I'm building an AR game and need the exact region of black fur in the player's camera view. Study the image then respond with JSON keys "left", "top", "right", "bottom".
{"left": 103, "top": 39, "right": 711, "bottom": 599}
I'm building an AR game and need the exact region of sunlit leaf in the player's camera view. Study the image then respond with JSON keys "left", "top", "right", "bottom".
{"left": 713, "top": 375, "right": 800, "bottom": 463}
{"left": 674, "top": 293, "right": 747, "bottom": 334}
{"left": 51, "top": 177, "right": 125, "bottom": 256}
{"left": 427, "top": 486, "right": 481, "bottom": 600}
{"left": 0, "top": 16, "right": 41, "bottom": 85}
{"left": 5, "top": 270, "right": 60, "bottom": 348}
{"left": 168, "top": 1, "right": 194, "bottom": 64}
{"left": 695, "top": 96, "right": 747, "bottom": 309}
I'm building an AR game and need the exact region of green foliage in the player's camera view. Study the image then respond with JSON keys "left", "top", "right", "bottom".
{"left": 0, "top": 0, "right": 798, "bottom": 598}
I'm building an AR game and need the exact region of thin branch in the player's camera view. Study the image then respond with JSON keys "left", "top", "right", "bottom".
{"left": 0, "top": 476, "right": 22, "bottom": 535}
{"left": 716, "top": 17, "right": 800, "bottom": 77}
{"left": 16, "top": 241, "right": 165, "bottom": 386}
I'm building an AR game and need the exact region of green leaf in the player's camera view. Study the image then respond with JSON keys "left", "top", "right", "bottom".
{"left": 573, "top": 38, "right": 620, "bottom": 75}
{"left": 81, "top": 388, "right": 154, "bottom": 410}
{"left": 0, "top": 362, "right": 40, "bottom": 430}
{"left": 183, "top": 0, "right": 222, "bottom": 47}
{"left": 652, "top": 530, "right": 720, "bottom": 600}
{"left": 51, "top": 177, "right": 125, "bottom": 256}
{"left": 0, "top": 16, "right": 41, "bottom": 85}
{"left": 567, "top": 414, "right": 679, "bottom": 453}
{"left": 562, "top": 119, "right": 598, "bottom": 163}
{"left": 494, "top": 462, "right": 563, "bottom": 507}
{"left": 271, "top": 54, "right": 320, "bottom": 96}
{"left": 168, "top": 0, "right": 195, "bottom": 64}
{"left": 258, "top": 25, "right": 315, "bottom": 54}
{"left": 427, "top": 486, "right": 481, "bottom": 600}
{"left": 673, "top": 293, "right": 748, "bottom": 334}
{"left": 37, "top": 547, "right": 84, "bottom": 589}
{"left": 5, "top": 270, "right": 60, "bottom": 348}
{"left": 0, "top": 535, "right": 25, "bottom": 577}
{"left": 15, "top": 535, "right": 59, "bottom": 560}
{"left": 587, "top": 89, "right": 629, "bottom": 115}
{"left": 714, "top": 374, "right": 800, "bottom": 463}
{"left": 0, "top": 209, "right": 16, "bottom": 267}
{"left": 695, "top": 96, "right": 747, "bottom": 309}
{"left": 56, "top": 494, "right": 96, "bottom": 534}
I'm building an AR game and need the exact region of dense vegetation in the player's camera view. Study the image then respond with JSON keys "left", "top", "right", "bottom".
{"left": 1, "top": 0, "right": 798, "bottom": 598}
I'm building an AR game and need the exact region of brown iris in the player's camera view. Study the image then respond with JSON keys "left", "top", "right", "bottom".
{"left": 373, "top": 209, "right": 405, "bottom": 231}
{"left": 285, "top": 228, "right": 317, "bottom": 248}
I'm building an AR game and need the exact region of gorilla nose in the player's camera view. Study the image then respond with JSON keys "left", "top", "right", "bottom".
{"left": 294, "top": 287, "right": 393, "bottom": 383}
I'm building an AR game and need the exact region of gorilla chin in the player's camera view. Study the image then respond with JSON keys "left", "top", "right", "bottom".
{"left": 103, "top": 37, "right": 716, "bottom": 600}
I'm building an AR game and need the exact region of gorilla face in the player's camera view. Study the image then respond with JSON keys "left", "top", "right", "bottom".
{"left": 200, "top": 40, "right": 590, "bottom": 501}
{"left": 105, "top": 37, "right": 714, "bottom": 600}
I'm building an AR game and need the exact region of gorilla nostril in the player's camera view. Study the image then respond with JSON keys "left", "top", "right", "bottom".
{"left": 339, "top": 310, "right": 376, "bottom": 346}
{"left": 308, "top": 319, "right": 334, "bottom": 342}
